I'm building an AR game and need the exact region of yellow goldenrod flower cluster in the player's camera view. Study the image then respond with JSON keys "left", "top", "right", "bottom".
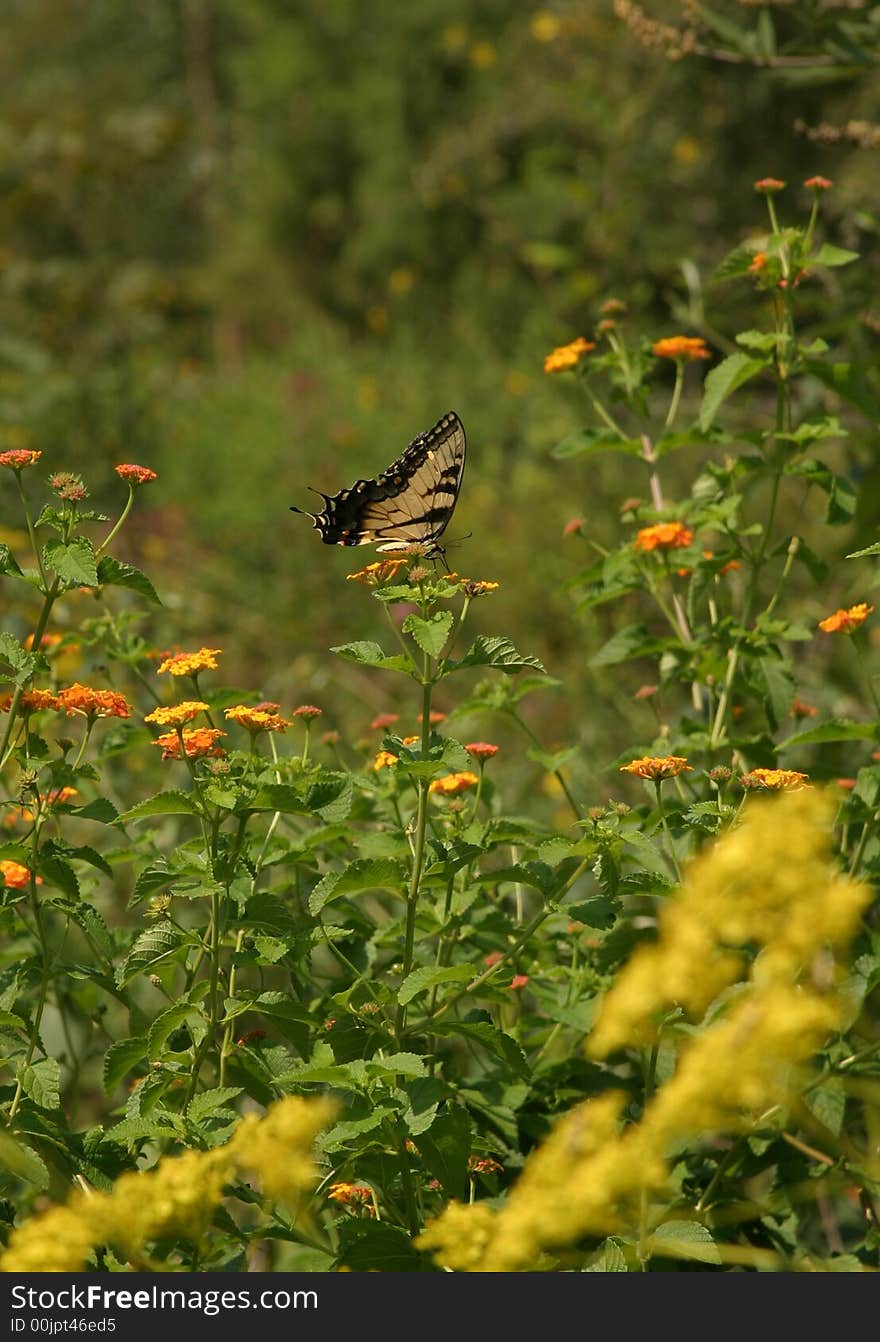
{"left": 418, "top": 792, "right": 871, "bottom": 1272}
{"left": 589, "top": 789, "right": 866, "bottom": 1055}
{"left": 1, "top": 1096, "right": 336, "bottom": 1272}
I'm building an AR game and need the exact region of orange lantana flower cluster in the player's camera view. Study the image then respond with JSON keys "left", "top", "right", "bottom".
{"left": 57, "top": 684, "right": 131, "bottom": 719}
{"left": 0, "top": 449, "right": 42, "bottom": 471}
{"left": 225, "top": 705, "right": 290, "bottom": 734}
{"left": 0, "top": 860, "right": 41, "bottom": 889}
{"left": 428, "top": 771, "right": 480, "bottom": 796}
{"left": 543, "top": 337, "right": 595, "bottom": 374}
{"left": 619, "top": 756, "right": 692, "bottom": 782}
{"left": 634, "top": 521, "right": 693, "bottom": 553}
{"left": 145, "top": 701, "right": 209, "bottom": 728}
{"left": 818, "top": 604, "right": 873, "bottom": 635}
{"left": 0, "top": 689, "right": 60, "bottom": 713}
{"left": 327, "top": 1182, "right": 375, "bottom": 1213}
{"left": 651, "top": 336, "right": 710, "bottom": 362}
{"left": 115, "top": 464, "right": 157, "bottom": 486}
{"left": 346, "top": 559, "right": 408, "bottom": 585}
{"left": 373, "top": 750, "right": 399, "bottom": 771}
{"left": 152, "top": 728, "right": 227, "bottom": 761}
{"left": 157, "top": 648, "right": 222, "bottom": 677}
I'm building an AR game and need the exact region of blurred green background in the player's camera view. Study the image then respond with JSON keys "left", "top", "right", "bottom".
{"left": 3, "top": 0, "right": 880, "bottom": 805}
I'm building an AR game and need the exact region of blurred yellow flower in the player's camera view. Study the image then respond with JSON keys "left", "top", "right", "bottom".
{"left": 1, "top": 1097, "right": 336, "bottom": 1271}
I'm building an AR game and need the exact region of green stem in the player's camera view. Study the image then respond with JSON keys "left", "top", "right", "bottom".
{"left": 508, "top": 709, "right": 582, "bottom": 821}
{"left": 96, "top": 485, "right": 135, "bottom": 557}
{"left": 664, "top": 363, "right": 685, "bottom": 431}
{"left": 654, "top": 781, "right": 682, "bottom": 882}
{"left": 0, "top": 579, "right": 62, "bottom": 768}
{"left": 427, "top": 858, "right": 590, "bottom": 1028}
{"left": 8, "top": 829, "right": 51, "bottom": 1123}
{"left": 394, "top": 651, "right": 433, "bottom": 1039}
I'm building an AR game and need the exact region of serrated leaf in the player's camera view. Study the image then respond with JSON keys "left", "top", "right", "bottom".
{"left": 309, "top": 858, "right": 406, "bottom": 914}
{"left": 0, "top": 1130, "right": 50, "bottom": 1188}
{"left": 43, "top": 536, "right": 98, "bottom": 586}
{"left": 119, "top": 921, "right": 184, "bottom": 986}
{"left": 186, "top": 1087, "right": 243, "bottom": 1124}
{"left": 336, "top": 1220, "right": 422, "bottom": 1272}
{"left": 148, "top": 1002, "right": 206, "bottom": 1060}
{"left": 699, "top": 352, "right": 767, "bottom": 430}
{"left": 651, "top": 1219, "right": 722, "bottom": 1265}
{"left": 778, "top": 718, "right": 878, "bottom": 750}
{"left": 96, "top": 555, "right": 161, "bottom": 604}
{"left": 103, "top": 1037, "right": 148, "bottom": 1093}
{"left": 0, "top": 544, "right": 23, "bottom": 576}
{"left": 586, "top": 1237, "right": 629, "bottom": 1271}
{"left": 73, "top": 797, "right": 119, "bottom": 824}
{"left": 846, "top": 543, "right": 880, "bottom": 560}
{"left": 330, "top": 641, "right": 414, "bottom": 675}
{"left": 0, "top": 633, "right": 39, "bottom": 687}
{"left": 20, "top": 1057, "right": 61, "bottom": 1110}
{"left": 402, "top": 611, "right": 453, "bottom": 657}
{"left": 430, "top": 1019, "right": 529, "bottom": 1077}
{"left": 447, "top": 635, "right": 545, "bottom": 676}
{"left": 116, "top": 790, "right": 199, "bottom": 824}
{"left": 397, "top": 963, "right": 475, "bottom": 1006}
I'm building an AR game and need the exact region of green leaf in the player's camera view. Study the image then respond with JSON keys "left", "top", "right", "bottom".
{"left": 148, "top": 1002, "right": 207, "bottom": 1060}
{"left": 0, "top": 1130, "right": 50, "bottom": 1188}
{"left": 73, "top": 797, "right": 119, "bottom": 824}
{"left": 402, "top": 611, "right": 453, "bottom": 657}
{"left": 103, "top": 1037, "right": 148, "bottom": 1094}
{"left": 43, "top": 536, "right": 99, "bottom": 586}
{"left": 811, "top": 243, "right": 859, "bottom": 269}
{"left": 590, "top": 623, "right": 655, "bottom": 668}
{"left": 778, "top": 718, "right": 879, "bottom": 750}
{"left": 330, "top": 640, "right": 414, "bottom": 675}
{"left": 412, "top": 1106, "right": 472, "bottom": 1198}
{"left": 119, "top": 921, "right": 185, "bottom": 986}
{"left": 309, "top": 858, "right": 406, "bottom": 914}
{"left": 20, "top": 1057, "right": 61, "bottom": 1110}
{"left": 735, "top": 329, "right": 779, "bottom": 353}
{"left": 186, "top": 1087, "right": 243, "bottom": 1124}
{"left": 650, "top": 1220, "right": 722, "bottom": 1266}
{"left": 337, "top": 1220, "right": 422, "bottom": 1272}
{"left": 757, "top": 656, "right": 794, "bottom": 731}
{"left": 699, "top": 352, "right": 767, "bottom": 430}
{"left": 116, "top": 790, "right": 199, "bottom": 824}
{"left": 446, "top": 635, "right": 545, "bottom": 676}
{"left": 551, "top": 428, "right": 643, "bottom": 459}
{"left": 826, "top": 474, "right": 857, "bottom": 526}
{"left": 96, "top": 555, "right": 161, "bottom": 605}
{"left": 846, "top": 543, "right": 880, "bottom": 560}
{"left": 0, "top": 544, "right": 23, "bottom": 577}
{"left": 397, "top": 963, "right": 474, "bottom": 1005}
{"left": 430, "top": 1019, "right": 529, "bottom": 1077}
{"left": 805, "top": 360, "right": 880, "bottom": 422}
{"left": 0, "top": 633, "right": 39, "bottom": 688}
{"left": 586, "top": 1237, "right": 629, "bottom": 1272}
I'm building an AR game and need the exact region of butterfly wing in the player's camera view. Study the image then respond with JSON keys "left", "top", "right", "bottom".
{"left": 291, "top": 411, "right": 466, "bottom": 555}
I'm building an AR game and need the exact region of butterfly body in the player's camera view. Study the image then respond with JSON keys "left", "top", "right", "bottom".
{"left": 291, "top": 410, "right": 466, "bottom": 558}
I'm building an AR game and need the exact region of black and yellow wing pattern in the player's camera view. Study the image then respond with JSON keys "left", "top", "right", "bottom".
{"left": 290, "top": 411, "right": 466, "bottom": 557}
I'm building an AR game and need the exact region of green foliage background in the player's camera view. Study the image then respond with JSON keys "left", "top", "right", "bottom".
{"left": 3, "top": 0, "right": 880, "bottom": 797}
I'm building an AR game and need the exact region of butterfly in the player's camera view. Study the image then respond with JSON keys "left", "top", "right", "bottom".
{"left": 290, "top": 410, "right": 466, "bottom": 560}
